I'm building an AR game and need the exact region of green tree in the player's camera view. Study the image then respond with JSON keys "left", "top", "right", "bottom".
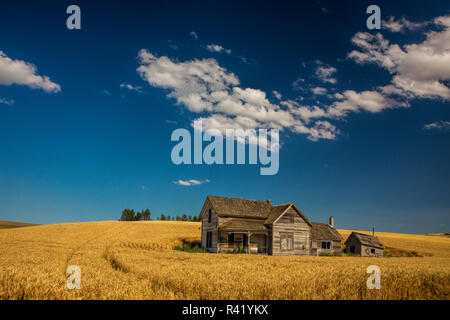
{"left": 120, "top": 209, "right": 135, "bottom": 221}
{"left": 161, "top": 214, "right": 166, "bottom": 221}
{"left": 143, "top": 209, "right": 151, "bottom": 220}
{"left": 182, "top": 214, "right": 187, "bottom": 222}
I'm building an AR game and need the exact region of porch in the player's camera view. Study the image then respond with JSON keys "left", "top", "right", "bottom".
{"left": 217, "top": 230, "right": 268, "bottom": 254}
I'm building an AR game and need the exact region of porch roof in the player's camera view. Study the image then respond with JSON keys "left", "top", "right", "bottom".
{"left": 218, "top": 219, "right": 268, "bottom": 232}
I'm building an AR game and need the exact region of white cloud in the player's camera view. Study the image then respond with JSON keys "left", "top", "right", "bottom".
{"left": 280, "top": 100, "right": 326, "bottom": 123}
{"left": 173, "top": 179, "right": 210, "bottom": 186}
{"left": 120, "top": 83, "right": 142, "bottom": 93}
{"left": 273, "top": 90, "right": 282, "bottom": 100}
{"left": 205, "top": 44, "right": 231, "bottom": 54}
{"left": 0, "top": 51, "right": 60, "bottom": 93}
{"left": 327, "top": 90, "right": 406, "bottom": 117}
{"left": 240, "top": 56, "right": 256, "bottom": 65}
{"left": 383, "top": 16, "right": 429, "bottom": 33}
{"left": 189, "top": 31, "right": 198, "bottom": 40}
{"left": 314, "top": 61, "right": 337, "bottom": 84}
{"left": 137, "top": 50, "right": 338, "bottom": 142}
{"left": 311, "top": 87, "right": 327, "bottom": 95}
{"left": 295, "top": 120, "right": 339, "bottom": 142}
{"left": 0, "top": 98, "right": 14, "bottom": 105}
{"left": 292, "top": 78, "right": 305, "bottom": 90}
{"left": 348, "top": 15, "right": 450, "bottom": 100}
{"left": 424, "top": 121, "right": 450, "bottom": 131}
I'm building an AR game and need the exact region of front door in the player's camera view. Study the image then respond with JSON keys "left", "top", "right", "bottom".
{"left": 228, "top": 233, "right": 234, "bottom": 244}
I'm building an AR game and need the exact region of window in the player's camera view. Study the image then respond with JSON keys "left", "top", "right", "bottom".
{"left": 228, "top": 233, "right": 234, "bottom": 244}
{"left": 321, "top": 241, "right": 331, "bottom": 249}
{"left": 206, "top": 231, "right": 212, "bottom": 248}
{"left": 280, "top": 233, "right": 294, "bottom": 251}
{"left": 371, "top": 248, "right": 375, "bottom": 254}
{"left": 208, "top": 209, "right": 212, "bottom": 223}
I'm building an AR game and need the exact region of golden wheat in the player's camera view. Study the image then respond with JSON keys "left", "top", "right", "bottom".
{"left": 0, "top": 221, "right": 449, "bottom": 300}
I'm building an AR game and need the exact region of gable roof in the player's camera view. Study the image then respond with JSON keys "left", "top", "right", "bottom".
{"left": 219, "top": 219, "right": 268, "bottom": 232}
{"left": 205, "top": 195, "right": 271, "bottom": 219}
{"left": 311, "top": 222, "right": 343, "bottom": 241}
{"left": 345, "top": 232, "right": 384, "bottom": 249}
{"left": 265, "top": 204, "right": 291, "bottom": 224}
{"left": 265, "top": 203, "right": 312, "bottom": 227}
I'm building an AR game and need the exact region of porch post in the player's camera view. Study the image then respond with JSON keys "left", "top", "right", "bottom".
{"left": 265, "top": 234, "right": 268, "bottom": 254}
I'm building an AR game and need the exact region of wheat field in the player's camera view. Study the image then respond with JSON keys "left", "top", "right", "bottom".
{"left": 0, "top": 221, "right": 449, "bottom": 300}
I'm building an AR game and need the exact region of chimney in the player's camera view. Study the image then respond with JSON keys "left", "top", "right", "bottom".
{"left": 329, "top": 216, "right": 334, "bottom": 228}
{"left": 372, "top": 227, "right": 375, "bottom": 236}
{"left": 267, "top": 199, "right": 272, "bottom": 206}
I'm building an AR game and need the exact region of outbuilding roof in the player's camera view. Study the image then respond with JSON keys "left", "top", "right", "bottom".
{"left": 345, "top": 232, "right": 384, "bottom": 249}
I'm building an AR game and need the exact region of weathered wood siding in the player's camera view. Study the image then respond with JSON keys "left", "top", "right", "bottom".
{"left": 271, "top": 207, "right": 311, "bottom": 256}
{"left": 344, "top": 234, "right": 361, "bottom": 255}
{"left": 311, "top": 239, "right": 342, "bottom": 256}
{"left": 360, "top": 244, "right": 383, "bottom": 257}
{"left": 344, "top": 234, "right": 383, "bottom": 256}
{"left": 200, "top": 199, "right": 219, "bottom": 252}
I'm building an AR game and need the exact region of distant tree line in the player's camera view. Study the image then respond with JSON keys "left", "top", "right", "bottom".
{"left": 120, "top": 209, "right": 151, "bottom": 221}
{"left": 159, "top": 214, "right": 200, "bottom": 222}
{"left": 120, "top": 209, "right": 199, "bottom": 222}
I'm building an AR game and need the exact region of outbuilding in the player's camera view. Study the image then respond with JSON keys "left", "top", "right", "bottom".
{"left": 344, "top": 232, "right": 384, "bottom": 256}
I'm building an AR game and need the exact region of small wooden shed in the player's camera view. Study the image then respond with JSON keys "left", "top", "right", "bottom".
{"left": 344, "top": 232, "right": 384, "bottom": 257}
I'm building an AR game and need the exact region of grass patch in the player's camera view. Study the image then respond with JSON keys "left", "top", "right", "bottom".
{"left": 174, "top": 239, "right": 208, "bottom": 253}
{"left": 383, "top": 246, "right": 431, "bottom": 257}
{"left": 319, "top": 251, "right": 342, "bottom": 257}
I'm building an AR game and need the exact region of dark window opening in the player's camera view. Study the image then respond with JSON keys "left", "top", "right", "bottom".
{"left": 350, "top": 246, "right": 355, "bottom": 254}
{"left": 371, "top": 248, "right": 375, "bottom": 254}
{"left": 228, "top": 233, "right": 235, "bottom": 244}
{"left": 208, "top": 209, "right": 212, "bottom": 223}
{"left": 322, "top": 241, "right": 331, "bottom": 249}
{"left": 206, "top": 231, "right": 212, "bottom": 248}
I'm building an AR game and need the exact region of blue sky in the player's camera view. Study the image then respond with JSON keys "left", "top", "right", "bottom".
{"left": 0, "top": 1, "right": 449, "bottom": 234}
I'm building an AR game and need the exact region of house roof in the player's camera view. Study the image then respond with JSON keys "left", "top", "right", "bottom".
{"left": 218, "top": 219, "right": 268, "bottom": 232}
{"left": 345, "top": 232, "right": 384, "bottom": 249}
{"left": 265, "top": 204, "right": 291, "bottom": 224}
{"left": 311, "top": 223, "right": 343, "bottom": 241}
{"left": 204, "top": 196, "right": 312, "bottom": 226}
{"left": 207, "top": 195, "right": 271, "bottom": 219}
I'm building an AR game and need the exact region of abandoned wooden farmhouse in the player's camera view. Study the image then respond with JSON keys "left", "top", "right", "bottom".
{"left": 200, "top": 195, "right": 343, "bottom": 256}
